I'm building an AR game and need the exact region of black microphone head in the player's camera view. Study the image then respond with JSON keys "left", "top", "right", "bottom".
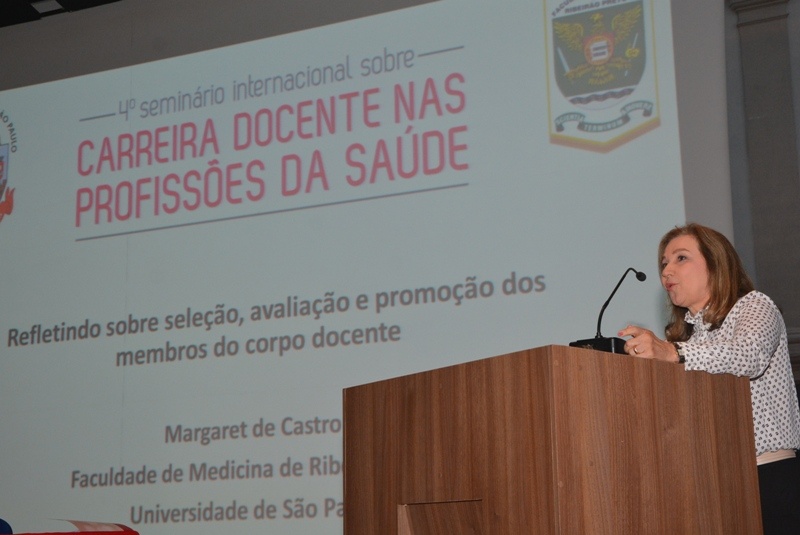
{"left": 635, "top": 270, "right": 646, "bottom": 281}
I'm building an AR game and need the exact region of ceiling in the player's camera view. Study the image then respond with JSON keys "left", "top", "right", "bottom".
{"left": 0, "top": 0, "right": 121, "bottom": 28}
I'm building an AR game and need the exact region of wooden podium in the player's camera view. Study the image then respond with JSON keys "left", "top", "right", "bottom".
{"left": 343, "top": 345, "right": 762, "bottom": 534}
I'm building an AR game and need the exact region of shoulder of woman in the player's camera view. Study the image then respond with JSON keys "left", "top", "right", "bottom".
{"left": 740, "top": 290, "right": 774, "bottom": 306}
{"left": 732, "top": 290, "right": 782, "bottom": 318}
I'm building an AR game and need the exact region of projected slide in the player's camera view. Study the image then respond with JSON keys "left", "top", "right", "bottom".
{"left": 0, "top": 1, "right": 684, "bottom": 533}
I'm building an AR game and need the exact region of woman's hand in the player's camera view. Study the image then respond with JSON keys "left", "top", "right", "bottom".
{"left": 618, "top": 325, "right": 680, "bottom": 362}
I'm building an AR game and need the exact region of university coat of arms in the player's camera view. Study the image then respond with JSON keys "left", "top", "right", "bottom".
{"left": 545, "top": 0, "right": 660, "bottom": 152}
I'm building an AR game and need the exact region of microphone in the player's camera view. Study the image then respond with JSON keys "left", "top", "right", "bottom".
{"left": 569, "top": 267, "right": 647, "bottom": 354}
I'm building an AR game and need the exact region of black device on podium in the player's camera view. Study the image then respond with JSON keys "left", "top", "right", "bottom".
{"left": 570, "top": 267, "right": 647, "bottom": 354}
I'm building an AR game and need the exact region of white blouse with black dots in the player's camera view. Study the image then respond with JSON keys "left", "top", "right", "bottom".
{"left": 679, "top": 291, "right": 800, "bottom": 456}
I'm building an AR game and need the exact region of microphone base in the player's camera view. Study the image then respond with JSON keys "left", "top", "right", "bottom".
{"left": 569, "top": 336, "right": 627, "bottom": 355}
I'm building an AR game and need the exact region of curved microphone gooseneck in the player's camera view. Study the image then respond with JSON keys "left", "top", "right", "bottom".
{"left": 569, "top": 267, "right": 647, "bottom": 354}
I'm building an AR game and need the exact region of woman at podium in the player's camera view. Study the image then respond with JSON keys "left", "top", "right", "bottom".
{"left": 618, "top": 223, "right": 800, "bottom": 535}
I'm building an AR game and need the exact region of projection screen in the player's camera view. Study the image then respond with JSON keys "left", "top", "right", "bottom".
{"left": 0, "top": 1, "right": 689, "bottom": 533}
